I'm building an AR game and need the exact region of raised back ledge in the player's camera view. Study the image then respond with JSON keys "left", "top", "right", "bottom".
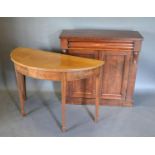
{"left": 10, "top": 47, "right": 104, "bottom": 72}
{"left": 59, "top": 29, "right": 143, "bottom": 41}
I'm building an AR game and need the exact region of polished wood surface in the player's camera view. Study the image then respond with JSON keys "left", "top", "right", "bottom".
{"left": 60, "top": 29, "right": 143, "bottom": 106}
{"left": 11, "top": 47, "right": 104, "bottom": 132}
{"left": 60, "top": 29, "right": 143, "bottom": 41}
{"left": 11, "top": 47, "right": 103, "bottom": 72}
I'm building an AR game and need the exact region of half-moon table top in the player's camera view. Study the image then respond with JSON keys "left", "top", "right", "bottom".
{"left": 11, "top": 47, "right": 104, "bottom": 72}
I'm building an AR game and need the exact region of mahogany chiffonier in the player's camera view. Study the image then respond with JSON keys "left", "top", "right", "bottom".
{"left": 60, "top": 30, "right": 143, "bottom": 106}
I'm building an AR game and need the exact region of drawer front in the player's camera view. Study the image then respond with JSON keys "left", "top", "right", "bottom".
{"left": 68, "top": 41, "right": 134, "bottom": 50}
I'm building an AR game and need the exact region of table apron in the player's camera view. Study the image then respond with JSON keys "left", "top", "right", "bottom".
{"left": 14, "top": 64, "right": 101, "bottom": 81}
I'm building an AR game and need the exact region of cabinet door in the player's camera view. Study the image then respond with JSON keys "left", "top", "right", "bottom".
{"left": 100, "top": 50, "right": 132, "bottom": 100}
{"left": 66, "top": 49, "right": 99, "bottom": 98}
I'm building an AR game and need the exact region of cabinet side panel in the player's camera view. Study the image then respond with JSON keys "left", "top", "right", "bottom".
{"left": 126, "top": 40, "right": 142, "bottom": 104}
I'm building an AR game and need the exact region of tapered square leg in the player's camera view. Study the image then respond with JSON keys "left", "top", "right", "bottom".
{"left": 61, "top": 73, "right": 67, "bottom": 132}
{"left": 95, "top": 73, "right": 100, "bottom": 122}
{"left": 23, "top": 76, "right": 27, "bottom": 101}
{"left": 15, "top": 68, "right": 27, "bottom": 116}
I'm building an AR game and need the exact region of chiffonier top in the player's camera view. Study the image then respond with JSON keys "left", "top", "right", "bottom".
{"left": 11, "top": 47, "right": 104, "bottom": 72}
{"left": 60, "top": 29, "right": 143, "bottom": 41}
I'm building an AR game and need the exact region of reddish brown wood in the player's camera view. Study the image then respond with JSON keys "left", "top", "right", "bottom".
{"left": 68, "top": 41, "right": 134, "bottom": 50}
{"left": 100, "top": 50, "right": 131, "bottom": 100}
{"left": 15, "top": 67, "right": 26, "bottom": 116}
{"left": 23, "top": 76, "right": 26, "bottom": 100}
{"left": 126, "top": 40, "right": 142, "bottom": 102}
{"left": 11, "top": 48, "right": 104, "bottom": 132}
{"left": 60, "top": 30, "right": 143, "bottom": 41}
{"left": 67, "top": 49, "right": 99, "bottom": 99}
{"left": 95, "top": 70, "right": 100, "bottom": 122}
{"left": 61, "top": 73, "right": 67, "bottom": 132}
{"left": 60, "top": 30, "right": 143, "bottom": 106}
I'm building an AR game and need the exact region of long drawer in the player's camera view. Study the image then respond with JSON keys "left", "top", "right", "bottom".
{"left": 68, "top": 41, "right": 134, "bottom": 50}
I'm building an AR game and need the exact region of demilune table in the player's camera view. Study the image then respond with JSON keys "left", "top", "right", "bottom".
{"left": 11, "top": 47, "right": 104, "bottom": 132}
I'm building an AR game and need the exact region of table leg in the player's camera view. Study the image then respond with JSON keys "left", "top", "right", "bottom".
{"left": 95, "top": 73, "right": 100, "bottom": 122}
{"left": 23, "top": 76, "right": 27, "bottom": 100}
{"left": 61, "top": 73, "right": 67, "bottom": 132}
{"left": 15, "top": 69, "right": 26, "bottom": 116}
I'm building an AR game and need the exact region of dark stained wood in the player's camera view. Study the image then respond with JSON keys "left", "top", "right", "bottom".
{"left": 23, "top": 76, "right": 26, "bottom": 100}
{"left": 60, "top": 30, "right": 143, "bottom": 106}
{"left": 67, "top": 49, "right": 99, "bottom": 99}
{"left": 11, "top": 47, "right": 104, "bottom": 131}
{"left": 15, "top": 68, "right": 26, "bottom": 116}
{"left": 100, "top": 50, "right": 131, "bottom": 100}
{"left": 68, "top": 41, "right": 134, "bottom": 50}
{"left": 60, "top": 29, "right": 143, "bottom": 41}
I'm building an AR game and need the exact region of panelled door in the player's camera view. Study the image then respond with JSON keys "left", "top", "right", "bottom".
{"left": 66, "top": 49, "right": 99, "bottom": 98}
{"left": 99, "top": 50, "right": 132, "bottom": 100}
